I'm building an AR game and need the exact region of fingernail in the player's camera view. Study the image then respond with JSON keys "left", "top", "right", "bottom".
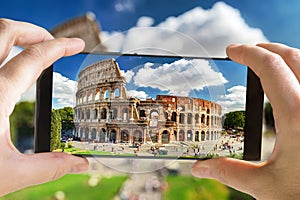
{"left": 192, "top": 166, "right": 212, "bottom": 179}
{"left": 70, "top": 163, "right": 89, "bottom": 174}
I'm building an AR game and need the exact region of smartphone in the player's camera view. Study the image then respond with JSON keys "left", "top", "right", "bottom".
{"left": 35, "top": 52, "right": 263, "bottom": 161}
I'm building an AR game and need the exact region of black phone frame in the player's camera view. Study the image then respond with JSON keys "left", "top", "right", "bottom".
{"left": 35, "top": 52, "right": 264, "bottom": 161}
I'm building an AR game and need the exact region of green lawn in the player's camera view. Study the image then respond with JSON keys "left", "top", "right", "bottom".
{"left": 163, "top": 175, "right": 253, "bottom": 200}
{"left": 0, "top": 174, "right": 127, "bottom": 200}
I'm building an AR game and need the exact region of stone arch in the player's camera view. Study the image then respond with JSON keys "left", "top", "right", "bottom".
{"left": 161, "top": 130, "right": 170, "bottom": 144}
{"left": 201, "top": 131, "right": 205, "bottom": 141}
{"left": 110, "top": 129, "right": 116, "bottom": 143}
{"left": 95, "top": 90, "right": 100, "bottom": 101}
{"left": 109, "top": 108, "right": 118, "bottom": 119}
{"left": 114, "top": 88, "right": 120, "bottom": 98}
{"left": 99, "top": 128, "right": 106, "bottom": 142}
{"left": 179, "top": 130, "right": 185, "bottom": 141}
{"left": 171, "top": 112, "right": 177, "bottom": 122}
{"left": 206, "top": 115, "right": 210, "bottom": 126}
{"left": 84, "top": 127, "right": 89, "bottom": 140}
{"left": 93, "top": 109, "right": 98, "bottom": 119}
{"left": 195, "top": 131, "right": 199, "bottom": 141}
{"left": 91, "top": 128, "right": 97, "bottom": 141}
{"left": 179, "top": 113, "right": 185, "bottom": 124}
{"left": 187, "top": 113, "right": 192, "bottom": 124}
{"left": 80, "top": 127, "right": 84, "bottom": 138}
{"left": 139, "top": 110, "right": 146, "bottom": 119}
{"left": 100, "top": 108, "right": 107, "bottom": 119}
{"left": 104, "top": 89, "right": 110, "bottom": 99}
{"left": 201, "top": 114, "right": 205, "bottom": 124}
{"left": 86, "top": 109, "right": 90, "bottom": 120}
{"left": 206, "top": 131, "right": 210, "bottom": 141}
{"left": 187, "top": 130, "right": 193, "bottom": 141}
{"left": 121, "top": 129, "right": 129, "bottom": 142}
{"left": 133, "top": 130, "right": 143, "bottom": 143}
{"left": 122, "top": 108, "right": 129, "bottom": 121}
{"left": 195, "top": 114, "right": 200, "bottom": 124}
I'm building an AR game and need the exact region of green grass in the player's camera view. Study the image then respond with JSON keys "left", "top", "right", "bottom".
{"left": 0, "top": 174, "right": 127, "bottom": 200}
{"left": 163, "top": 175, "right": 253, "bottom": 200}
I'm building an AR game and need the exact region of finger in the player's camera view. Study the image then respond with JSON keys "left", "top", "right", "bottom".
{"left": 192, "top": 158, "right": 264, "bottom": 198}
{"left": 226, "top": 44, "right": 300, "bottom": 118}
{"left": 257, "top": 43, "right": 300, "bottom": 82}
{"left": 0, "top": 18, "right": 53, "bottom": 64}
{"left": 0, "top": 37, "right": 85, "bottom": 116}
{"left": 1, "top": 152, "right": 88, "bottom": 196}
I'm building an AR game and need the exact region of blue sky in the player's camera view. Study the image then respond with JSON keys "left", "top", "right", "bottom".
{"left": 2, "top": 0, "right": 297, "bottom": 112}
{"left": 1, "top": 0, "right": 300, "bottom": 48}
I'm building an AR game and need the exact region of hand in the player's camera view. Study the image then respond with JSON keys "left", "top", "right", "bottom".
{"left": 0, "top": 19, "right": 88, "bottom": 196}
{"left": 192, "top": 43, "right": 300, "bottom": 199}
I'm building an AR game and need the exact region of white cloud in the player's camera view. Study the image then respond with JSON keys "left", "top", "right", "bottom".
{"left": 127, "top": 90, "right": 148, "bottom": 100}
{"left": 52, "top": 72, "right": 77, "bottom": 108}
{"left": 136, "top": 16, "right": 155, "bottom": 27}
{"left": 133, "top": 59, "right": 227, "bottom": 96}
{"left": 114, "top": 0, "right": 135, "bottom": 12}
{"left": 102, "top": 1, "right": 268, "bottom": 57}
{"left": 217, "top": 85, "right": 246, "bottom": 113}
{"left": 120, "top": 69, "right": 135, "bottom": 82}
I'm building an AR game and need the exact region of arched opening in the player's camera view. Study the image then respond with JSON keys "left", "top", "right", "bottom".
{"left": 195, "top": 114, "right": 199, "bottom": 124}
{"left": 150, "top": 110, "right": 159, "bottom": 127}
{"left": 85, "top": 128, "right": 89, "bottom": 140}
{"left": 91, "top": 128, "right": 97, "bottom": 141}
{"left": 93, "top": 109, "right": 98, "bottom": 119}
{"left": 206, "top": 109, "right": 210, "bottom": 114}
{"left": 109, "top": 108, "right": 118, "bottom": 119}
{"left": 104, "top": 89, "right": 110, "bottom": 99}
{"left": 80, "top": 128, "right": 84, "bottom": 138}
{"left": 187, "top": 130, "right": 193, "bottom": 141}
{"left": 206, "top": 115, "right": 210, "bottom": 126}
{"left": 162, "top": 130, "right": 170, "bottom": 144}
{"left": 179, "top": 130, "right": 185, "bottom": 141}
{"left": 95, "top": 90, "right": 100, "bottom": 101}
{"left": 179, "top": 113, "right": 185, "bottom": 124}
{"left": 150, "top": 130, "right": 158, "bottom": 143}
{"left": 110, "top": 129, "right": 116, "bottom": 143}
{"left": 122, "top": 108, "right": 129, "bottom": 121}
{"left": 187, "top": 113, "right": 192, "bottom": 124}
{"left": 211, "top": 131, "right": 214, "bottom": 140}
{"left": 99, "top": 128, "right": 106, "bottom": 142}
{"left": 201, "top": 114, "right": 205, "bottom": 124}
{"left": 100, "top": 108, "right": 107, "bottom": 119}
{"left": 195, "top": 131, "right": 199, "bottom": 141}
{"left": 201, "top": 131, "right": 205, "bottom": 141}
{"left": 206, "top": 131, "right": 210, "bottom": 141}
{"left": 114, "top": 88, "right": 120, "bottom": 98}
{"left": 121, "top": 129, "right": 129, "bottom": 142}
{"left": 139, "top": 110, "right": 146, "bottom": 120}
{"left": 133, "top": 130, "right": 143, "bottom": 143}
{"left": 86, "top": 109, "right": 90, "bottom": 120}
{"left": 171, "top": 112, "right": 177, "bottom": 122}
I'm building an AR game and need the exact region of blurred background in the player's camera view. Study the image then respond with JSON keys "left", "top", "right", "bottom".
{"left": 1, "top": 0, "right": 298, "bottom": 199}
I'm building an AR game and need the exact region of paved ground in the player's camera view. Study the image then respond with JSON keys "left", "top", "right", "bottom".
{"left": 84, "top": 135, "right": 275, "bottom": 200}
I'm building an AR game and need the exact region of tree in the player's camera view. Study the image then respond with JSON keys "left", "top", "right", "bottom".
{"left": 264, "top": 102, "right": 275, "bottom": 131}
{"left": 50, "top": 109, "right": 62, "bottom": 151}
{"left": 224, "top": 111, "right": 245, "bottom": 130}
{"left": 9, "top": 101, "right": 35, "bottom": 151}
{"left": 57, "top": 107, "right": 74, "bottom": 137}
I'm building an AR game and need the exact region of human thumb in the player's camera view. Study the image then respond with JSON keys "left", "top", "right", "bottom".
{"left": 191, "top": 157, "right": 261, "bottom": 196}
{"left": 2, "top": 152, "right": 88, "bottom": 196}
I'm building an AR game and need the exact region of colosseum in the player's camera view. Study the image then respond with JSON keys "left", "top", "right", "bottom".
{"left": 74, "top": 58, "right": 223, "bottom": 144}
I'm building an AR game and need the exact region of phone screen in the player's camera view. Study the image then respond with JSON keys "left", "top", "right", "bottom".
{"left": 49, "top": 52, "right": 252, "bottom": 160}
